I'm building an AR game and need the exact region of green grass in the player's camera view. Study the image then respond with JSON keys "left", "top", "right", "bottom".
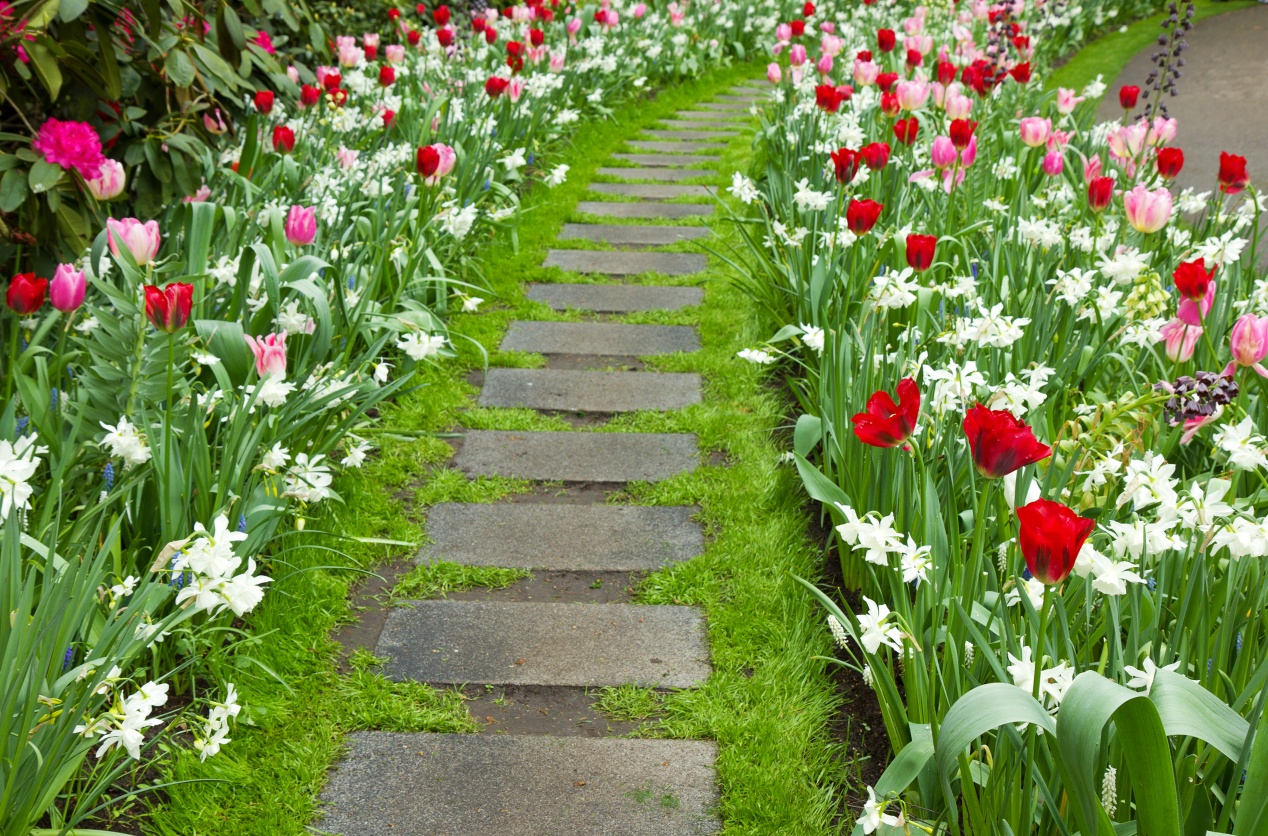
{"left": 141, "top": 60, "right": 844, "bottom": 836}
{"left": 392, "top": 561, "right": 529, "bottom": 601}
{"left": 593, "top": 684, "right": 664, "bottom": 722}
{"left": 1046, "top": 0, "right": 1257, "bottom": 94}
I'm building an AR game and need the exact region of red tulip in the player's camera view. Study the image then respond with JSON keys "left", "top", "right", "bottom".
{"left": 1087, "top": 176, "right": 1114, "bottom": 212}
{"left": 1156, "top": 147, "right": 1184, "bottom": 179}
{"left": 1173, "top": 257, "right": 1215, "bottom": 302}
{"left": 529, "top": 28, "right": 544, "bottom": 46}
{"left": 856, "top": 49, "right": 872, "bottom": 62}
{"left": 472, "top": 16, "right": 486, "bottom": 32}
{"left": 893, "top": 118, "right": 919, "bottom": 145}
{"left": 905, "top": 48, "right": 922, "bottom": 68}
{"left": 962, "top": 404, "right": 1052, "bottom": 479}
{"left": 379, "top": 65, "right": 396, "bottom": 87}
{"left": 860, "top": 141, "right": 890, "bottom": 169}
{"left": 485, "top": 76, "right": 509, "bottom": 98}
{"left": 143, "top": 282, "right": 194, "bottom": 333}
{"left": 272, "top": 126, "right": 295, "bottom": 154}
{"left": 1017, "top": 499, "right": 1095, "bottom": 585}
{"left": 815, "top": 84, "right": 845, "bottom": 113}
{"left": 845, "top": 198, "right": 883, "bottom": 234}
{"left": 437, "top": 28, "right": 454, "bottom": 47}
{"left": 1008, "top": 61, "right": 1031, "bottom": 83}
{"left": 852, "top": 378, "right": 919, "bottom": 447}
{"left": 417, "top": 145, "right": 440, "bottom": 177}
{"left": 387, "top": 8, "right": 401, "bottom": 20}
{"left": 6, "top": 272, "right": 47, "bottom": 314}
{"left": 254, "top": 90, "right": 275, "bottom": 114}
{"left": 364, "top": 45, "right": 378, "bottom": 61}
{"left": 1118, "top": 84, "right": 1139, "bottom": 110}
{"left": 434, "top": 4, "right": 451, "bottom": 25}
{"left": 949, "top": 118, "right": 976, "bottom": 150}
{"left": 905, "top": 233, "right": 937, "bottom": 271}
{"left": 877, "top": 28, "right": 895, "bottom": 52}
{"left": 803, "top": 2, "right": 815, "bottom": 16}
{"left": 322, "top": 72, "right": 342, "bottom": 92}
{"left": 382, "top": 109, "right": 396, "bottom": 128}
{"left": 876, "top": 72, "right": 898, "bottom": 93}
{"left": 791, "top": 19, "right": 805, "bottom": 37}
{"left": 300, "top": 84, "right": 321, "bottom": 107}
{"left": 1218, "top": 152, "right": 1249, "bottom": 194}
{"left": 830, "top": 148, "right": 861, "bottom": 184}
{"left": 936, "top": 60, "right": 956, "bottom": 86}
{"left": 879, "top": 91, "right": 900, "bottom": 117}
{"left": 329, "top": 88, "right": 348, "bottom": 107}
{"left": 408, "top": 29, "right": 422, "bottom": 46}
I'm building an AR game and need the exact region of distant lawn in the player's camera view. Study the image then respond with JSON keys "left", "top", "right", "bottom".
{"left": 1047, "top": 0, "right": 1258, "bottom": 95}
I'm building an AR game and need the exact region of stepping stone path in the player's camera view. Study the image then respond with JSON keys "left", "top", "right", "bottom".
{"left": 319, "top": 79, "right": 768, "bottom": 835}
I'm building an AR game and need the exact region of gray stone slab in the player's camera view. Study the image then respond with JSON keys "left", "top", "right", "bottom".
{"left": 644, "top": 130, "right": 732, "bottom": 140}
{"left": 612, "top": 152, "right": 716, "bottom": 166}
{"left": 597, "top": 167, "right": 718, "bottom": 182}
{"left": 659, "top": 120, "right": 744, "bottom": 131}
{"left": 698, "top": 102, "right": 751, "bottom": 112}
{"left": 557, "top": 223, "right": 710, "bottom": 247}
{"left": 714, "top": 94, "right": 762, "bottom": 103}
{"left": 480, "top": 367, "right": 701, "bottom": 412}
{"left": 501, "top": 321, "right": 700, "bottom": 356}
{"left": 589, "top": 182, "right": 712, "bottom": 199}
{"left": 628, "top": 140, "right": 726, "bottom": 152}
{"left": 544, "top": 250, "right": 707, "bottom": 276}
{"left": 674, "top": 111, "right": 744, "bottom": 122}
{"left": 377, "top": 599, "right": 711, "bottom": 687}
{"left": 455, "top": 429, "right": 698, "bottom": 481}
{"left": 421, "top": 502, "right": 704, "bottom": 570}
{"left": 319, "top": 733, "right": 720, "bottom": 835}
{"left": 576, "top": 201, "right": 714, "bottom": 219}
{"left": 528, "top": 282, "right": 704, "bottom": 312}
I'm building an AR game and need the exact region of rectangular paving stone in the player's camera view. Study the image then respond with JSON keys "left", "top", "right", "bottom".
{"left": 660, "top": 120, "right": 743, "bottom": 131}
{"left": 501, "top": 321, "right": 700, "bottom": 356}
{"left": 597, "top": 166, "right": 718, "bottom": 181}
{"left": 644, "top": 130, "right": 733, "bottom": 140}
{"left": 698, "top": 102, "right": 751, "bottom": 111}
{"left": 528, "top": 282, "right": 704, "bottom": 312}
{"left": 544, "top": 249, "right": 707, "bottom": 275}
{"left": 421, "top": 502, "right": 704, "bottom": 570}
{"left": 628, "top": 140, "right": 726, "bottom": 152}
{"left": 674, "top": 111, "right": 744, "bottom": 121}
{"left": 576, "top": 201, "right": 714, "bottom": 219}
{"left": 378, "top": 599, "right": 710, "bottom": 688}
{"left": 612, "top": 152, "right": 716, "bottom": 166}
{"left": 715, "top": 94, "right": 763, "bottom": 103}
{"left": 455, "top": 429, "right": 698, "bottom": 482}
{"left": 480, "top": 368, "right": 702, "bottom": 413}
{"left": 319, "top": 733, "right": 720, "bottom": 835}
{"left": 557, "top": 223, "right": 710, "bottom": 246}
{"left": 589, "top": 182, "right": 711, "bottom": 199}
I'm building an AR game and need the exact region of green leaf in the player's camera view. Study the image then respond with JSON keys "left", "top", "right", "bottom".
{"left": 194, "top": 320, "right": 251, "bottom": 387}
{"left": 165, "top": 49, "right": 197, "bottom": 88}
{"left": 1151, "top": 670, "right": 1249, "bottom": 764}
{"left": 26, "top": 41, "right": 64, "bottom": 99}
{"left": 793, "top": 413, "right": 821, "bottom": 457}
{"left": 935, "top": 684, "right": 1056, "bottom": 789}
{"left": 97, "top": 28, "right": 122, "bottom": 99}
{"left": 792, "top": 452, "right": 850, "bottom": 509}
{"left": 28, "top": 159, "right": 63, "bottom": 193}
{"left": 0, "top": 167, "right": 28, "bottom": 212}
{"left": 1232, "top": 693, "right": 1268, "bottom": 836}
{"left": 59, "top": 0, "right": 88, "bottom": 20}
{"left": 222, "top": 5, "right": 246, "bottom": 48}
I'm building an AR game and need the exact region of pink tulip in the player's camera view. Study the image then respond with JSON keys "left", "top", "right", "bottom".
{"left": 106, "top": 218, "right": 161, "bottom": 266}
{"left": 566, "top": 18, "right": 581, "bottom": 35}
{"left": 945, "top": 92, "right": 973, "bottom": 119}
{"left": 549, "top": 50, "right": 566, "bottom": 72}
{"left": 1148, "top": 117, "right": 1177, "bottom": 147}
{"left": 960, "top": 134, "right": 978, "bottom": 168}
{"left": 336, "top": 146, "right": 360, "bottom": 169}
{"left": 1161, "top": 318, "right": 1202, "bottom": 363}
{"left": 789, "top": 44, "right": 807, "bottom": 66}
{"left": 1178, "top": 281, "right": 1215, "bottom": 326}
{"left": 508, "top": 78, "right": 524, "bottom": 102}
{"left": 905, "top": 34, "right": 932, "bottom": 54}
{"left": 853, "top": 59, "right": 878, "bottom": 86}
{"left": 903, "top": 15, "right": 923, "bottom": 34}
{"left": 930, "top": 136, "right": 957, "bottom": 168}
{"left": 820, "top": 21, "right": 834, "bottom": 33}
{"left": 1083, "top": 155, "right": 1103, "bottom": 182}
{"left": 896, "top": 80, "right": 930, "bottom": 111}
{"left": 386, "top": 44, "right": 405, "bottom": 64}
{"left": 49, "top": 263, "right": 86, "bottom": 312}
{"left": 1122, "top": 184, "right": 1173, "bottom": 233}
{"left": 183, "top": 185, "right": 211, "bottom": 203}
{"left": 1108, "top": 121, "right": 1149, "bottom": 161}
{"left": 244, "top": 332, "right": 288, "bottom": 378}
{"left": 1042, "top": 150, "right": 1064, "bottom": 176}
{"left": 816, "top": 53, "right": 833, "bottom": 75}
{"left": 284, "top": 205, "right": 317, "bottom": 246}
{"left": 775, "top": 22, "right": 792, "bottom": 42}
{"left": 85, "top": 159, "right": 126, "bottom": 200}
{"left": 820, "top": 34, "right": 841, "bottom": 56}
{"left": 767, "top": 62, "right": 782, "bottom": 84}
{"left": 1223, "top": 313, "right": 1268, "bottom": 378}
{"left": 1018, "top": 116, "right": 1051, "bottom": 148}
{"left": 1056, "top": 87, "right": 1084, "bottom": 115}
{"left": 337, "top": 43, "right": 361, "bottom": 67}
{"left": 203, "top": 109, "right": 228, "bottom": 135}
{"left": 423, "top": 143, "right": 457, "bottom": 185}
{"left": 632, "top": 3, "right": 647, "bottom": 17}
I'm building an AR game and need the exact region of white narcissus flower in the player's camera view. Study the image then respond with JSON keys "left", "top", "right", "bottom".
{"left": 856, "top": 597, "right": 903, "bottom": 655}
{"left": 398, "top": 332, "right": 447, "bottom": 361}
{"left": 729, "top": 171, "right": 759, "bottom": 204}
{"left": 544, "top": 164, "right": 569, "bottom": 187}
{"left": 1124, "top": 657, "right": 1181, "bottom": 691}
{"left": 1214, "top": 417, "right": 1268, "bottom": 471}
{"left": 461, "top": 296, "right": 484, "bottom": 312}
{"left": 737, "top": 348, "right": 776, "bottom": 365}
{"left": 99, "top": 418, "right": 152, "bottom": 467}
{"left": 0, "top": 435, "right": 45, "bottom": 517}
{"left": 799, "top": 324, "right": 824, "bottom": 353}
{"left": 860, "top": 787, "right": 901, "bottom": 834}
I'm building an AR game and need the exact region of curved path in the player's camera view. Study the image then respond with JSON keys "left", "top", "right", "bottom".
{"left": 1098, "top": 5, "right": 1268, "bottom": 195}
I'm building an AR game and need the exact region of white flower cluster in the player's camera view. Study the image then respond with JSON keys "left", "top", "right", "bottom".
{"left": 173, "top": 515, "right": 272, "bottom": 617}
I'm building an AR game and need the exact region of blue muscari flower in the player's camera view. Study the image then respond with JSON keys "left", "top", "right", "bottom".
{"left": 238, "top": 513, "right": 248, "bottom": 533}
{"left": 14, "top": 417, "right": 28, "bottom": 439}
{"left": 1021, "top": 567, "right": 1033, "bottom": 581}
{"left": 404, "top": 183, "right": 414, "bottom": 199}
{"left": 970, "top": 261, "right": 979, "bottom": 279}
{"left": 482, "top": 179, "right": 491, "bottom": 191}
{"left": 1208, "top": 657, "right": 1214, "bottom": 673}
{"left": 527, "top": 152, "right": 535, "bottom": 165}
{"left": 49, "top": 388, "right": 58, "bottom": 411}
{"left": 170, "top": 556, "right": 186, "bottom": 590}
{"left": 1238, "top": 631, "right": 1243, "bottom": 652}
{"left": 62, "top": 647, "right": 75, "bottom": 671}
{"left": 348, "top": 274, "right": 357, "bottom": 290}
{"left": 103, "top": 462, "right": 115, "bottom": 490}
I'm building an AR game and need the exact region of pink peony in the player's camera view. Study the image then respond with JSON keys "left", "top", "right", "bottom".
{"left": 32, "top": 118, "right": 105, "bottom": 180}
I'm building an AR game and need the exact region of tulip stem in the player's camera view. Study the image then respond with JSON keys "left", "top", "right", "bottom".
{"left": 164, "top": 333, "right": 176, "bottom": 536}
{"left": 3, "top": 312, "right": 18, "bottom": 404}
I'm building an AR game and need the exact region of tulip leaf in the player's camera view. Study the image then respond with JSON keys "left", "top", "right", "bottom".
{"left": 1232, "top": 695, "right": 1268, "bottom": 836}
{"left": 935, "top": 683, "right": 1056, "bottom": 789}
{"left": 1058, "top": 672, "right": 1181, "bottom": 836}
{"left": 793, "top": 413, "right": 821, "bottom": 457}
{"left": 793, "top": 451, "right": 850, "bottom": 509}
{"left": 195, "top": 319, "right": 251, "bottom": 387}
{"left": 1150, "top": 670, "right": 1249, "bottom": 764}
{"left": 849, "top": 731, "right": 935, "bottom": 836}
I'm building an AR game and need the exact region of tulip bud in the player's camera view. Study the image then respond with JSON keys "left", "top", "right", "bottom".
{"left": 1087, "top": 176, "right": 1114, "bottom": 212}
{"left": 272, "top": 126, "right": 296, "bottom": 154}
{"left": 1042, "top": 150, "right": 1064, "bottom": 177}
{"left": 767, "top": 62, "right": 782, "bottom": 84}
{"left": 930, "top": 136, "right": 957, "bottom": 169}
{"left": 143, "top": 282, "right": 194, "bottom": 333}
{"left": 284, "top": 205, "right": 317, "bottom": 246}
{"left": 85, "top": 159, "right": 126, "bottom": 201}
{"left": 1223, "top": 314, "right": 1268, "bottom": 378}
{"left": 254, "top": 91, "right": 275, "bottom": 114}
{"left": 106, "top": 218, "right": 162, "bottom": 266}
{"left": 1118, "top": 84, "right": 1139, "bottom": 110}
{"left": 5, "top": 272, "right": 47, "bottom": 314}
{"left": 49, "top": 263, "right": 86, "bottom": 312}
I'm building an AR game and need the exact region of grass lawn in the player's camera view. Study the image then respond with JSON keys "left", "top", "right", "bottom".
{"left": 137, "top": 61, "right": 849, "bottom": 835}
{"left": 1046, "top": 0, "right": 1258, "bottom": 94}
